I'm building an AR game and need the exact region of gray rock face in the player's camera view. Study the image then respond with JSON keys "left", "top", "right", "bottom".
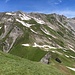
{"left": 0, "top": 11, "right": 75, "bottom": 53}
{"left": 40, "top": 52, "right": 51, "bottom": 64}
{"left": 3, "top": 26, "right": 23, "bottom": 52}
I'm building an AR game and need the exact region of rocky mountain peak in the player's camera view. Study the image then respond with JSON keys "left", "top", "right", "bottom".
{"left": 0, "top": 11, "right": 75, "bottom": 53}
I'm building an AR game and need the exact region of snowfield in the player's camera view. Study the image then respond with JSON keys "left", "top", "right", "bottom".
{"left": 33, "top": 43, "right": 57, "bottom": 49}
{"left": 33, "top": 17, "right": 45, "bottom": 24}
{"left": 6, "top": 13, "right": 16, "bottom": 15}
{"left": 19, "top": 14, "right": 31, "bottom": 20}
{"left": 16, "top": 19, "right": 32, "bottom": 27}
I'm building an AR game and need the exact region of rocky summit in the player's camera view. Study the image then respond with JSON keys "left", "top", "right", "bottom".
{"left": 0, "top": 11, "right": 75, "bottom": 75}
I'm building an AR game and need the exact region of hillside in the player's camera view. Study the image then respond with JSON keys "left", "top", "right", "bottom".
{"left": 0, "top": 51, "right": 75, "bottom": 75}
{"left": 0, "top": 11, "right": 75, "bottom": 75}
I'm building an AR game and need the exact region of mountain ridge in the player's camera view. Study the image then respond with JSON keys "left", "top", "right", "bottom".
{"left": 0, "top": 11, "right": 75, "bottom": 53}
{"left": 0, "top": 11, "right": 75, "bottom": 75}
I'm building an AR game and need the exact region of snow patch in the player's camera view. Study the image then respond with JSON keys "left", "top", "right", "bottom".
{"left": 56, "top": 51, "right": 63, "bottom": 55}
{"left": 16, "top": 19, "right": 32, "bottom": 27}
{"left": 63, "top": 49, "right": 67, "bottom": 52}
{"left": 4, "top": 25, "right": 7, "bottom": 30}
{"left": 41, "top": 28, "right": 56, "bottom": 38}
{"left": 52, "top": 51, "right": 55, "bottom": 53}
{"left": 33, "top": 43, "right": 57, "bottom": 49}
{"left": 6, "top": 13, "right": 16, "bottom": 15}
{"left": 70, "top": 55, "right": 75, "bottom": 59}
{"left": 41, "top": 28, "right": 50, "bottom": 35}
{"left": 33, "top": 17, "right": 45, "bottom": 24}
{"left": 52, "top": 50, "right": 62, "bottom": 55}
{"left": 0, "top": 27, "right": 2, "bottom": 29}
{"left": 65, "top": 55, "right": 69, "bottom": 58}
{"left": 67, "top": 67, "right": 75, "bottom": 71}
{"left": 19, "top": 14, "right": 31, "bottom": 20}
{"left": 68, "top": 44, "right": 75, "bottom": 52}
{"left": 22, "top": 44, "right": 30, "bottom": 47}
{"left": 47, "top": 24, "right": 55, "bottom": 30}
{"left": 69, "top": 47, "right": 75, "bottom": 52}
{"left": 30, "top": 29, "right": 37, "bottom": 34}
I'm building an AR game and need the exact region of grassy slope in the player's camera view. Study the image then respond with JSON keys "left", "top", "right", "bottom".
{"left": 8, "top": 23, "right": 75, "bottom": 75}
{"left": 49, "top": 48, "right": 75, "bottom": 75}
{"left": 0, "top": 51, "right": 74, "bottom": 75}
{"left": 9, "top": 45, "right": 47, "bottom": 61}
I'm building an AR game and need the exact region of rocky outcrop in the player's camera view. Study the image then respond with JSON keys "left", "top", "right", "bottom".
{"left": 40, "top": 52, "right": 51, "bottom": 64}
{"left": 55, "top": 58, "right": 62, "bottom": 63}
{"left": 3, "top": 26, "right": 23, "bottom": 52}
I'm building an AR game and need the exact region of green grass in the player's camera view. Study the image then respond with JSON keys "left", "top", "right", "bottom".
{"left": 0, "top": 51, "right": 74, "bottom": 75}
{"left": 9, "top": 45, "right": 47, "bottom": 61}
{"left": 24, "top": 18, "right": 37, "bottom": 24}
{"left": 49, "top": 49, "right": 75, "bottom": 67}
{"left": 46, "top": 14, "right": 57, "bottom": 24}
{"left": 9, "top": 45, "right": 75, "bottom": 75}
{"left": 57, "top": 31, "right": 64, "bottom": 37}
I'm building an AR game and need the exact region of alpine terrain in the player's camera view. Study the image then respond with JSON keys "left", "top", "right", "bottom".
{"left": 0, "top": 11, "right": 75, "bottom": 75}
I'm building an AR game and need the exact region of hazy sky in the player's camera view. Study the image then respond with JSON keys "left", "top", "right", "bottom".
{"left": 0, "top": 0, "right": 75, "bottom": 17}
